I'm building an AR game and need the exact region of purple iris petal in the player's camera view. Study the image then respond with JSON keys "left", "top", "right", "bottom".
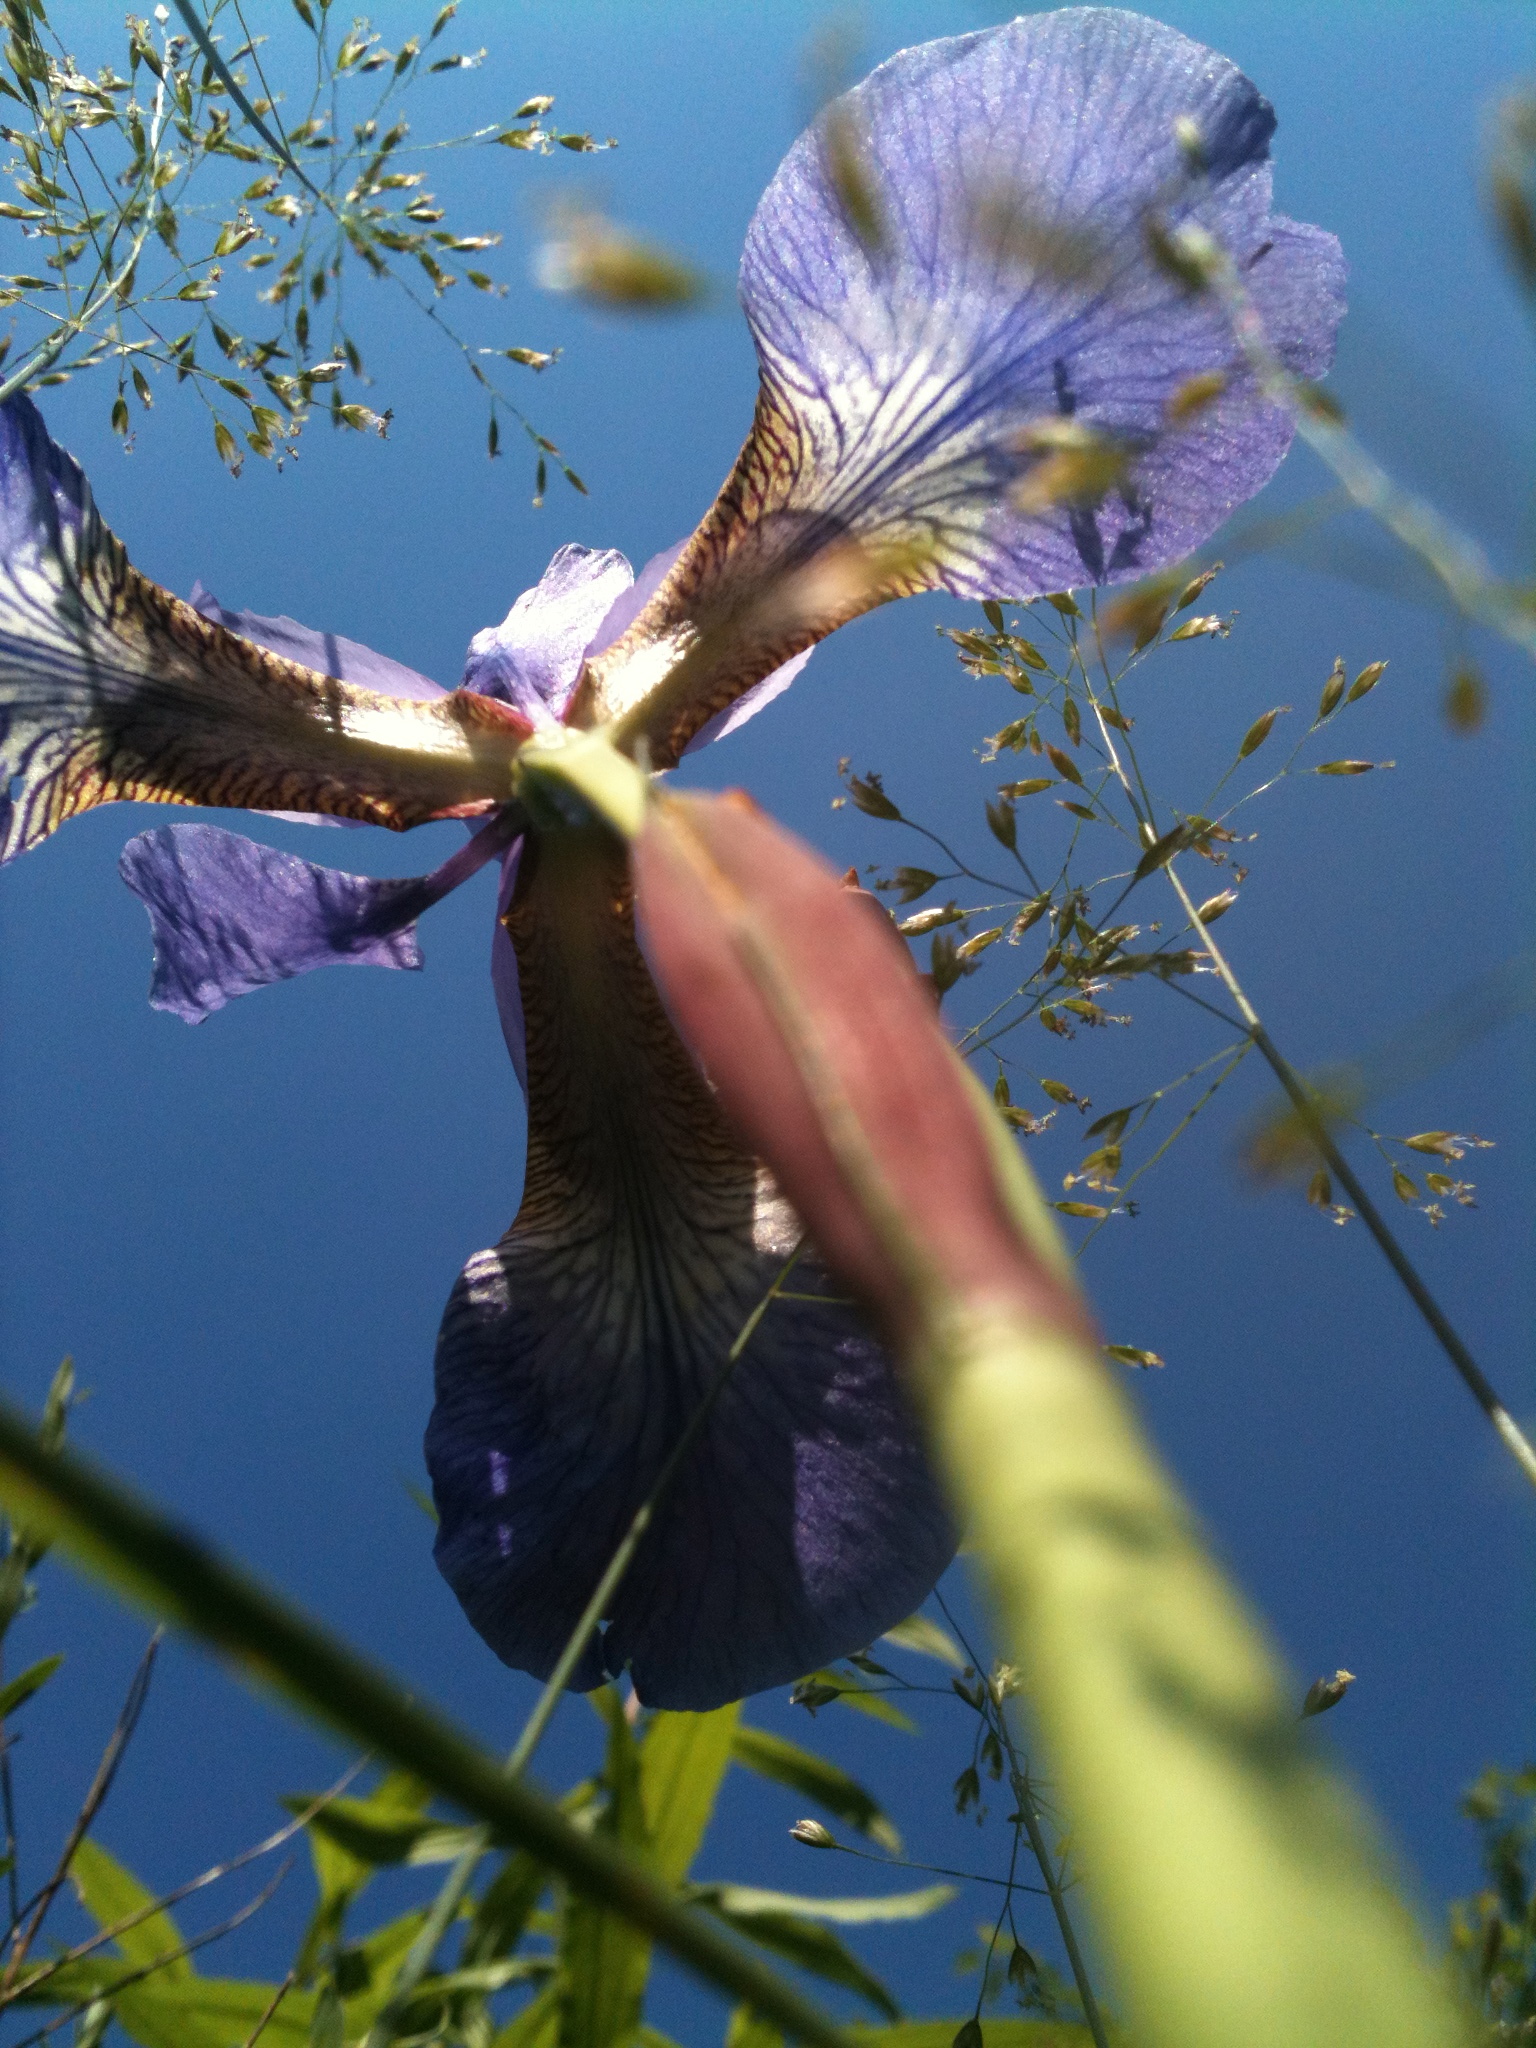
{"left": 461, "top": 544, "right": 634, "bottom": 723}
{"left": 428, "top": 1184, "right": 955, "bottom": 1709}
{"left": 189, "top": 582, "right": 446, "bottom": 700}
{"left": 120, "top": 818, "right": 511, "bottom": 1023}
{"left": 737, "top": 7, "right": 1345, "bottom": 593}
{"left": 189, "top": 584, "right": 445, "bottom": 829}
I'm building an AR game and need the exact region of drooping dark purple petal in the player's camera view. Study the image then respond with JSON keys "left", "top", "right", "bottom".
{"left": 120, "top": 816, "right": 512, "bottom": 1023}
{"left": 426, "top": 829, "right": 955, "bottom": 1708}
{"left": 577, "top": 8, "right": 1344, "bottom": 764}
{"left": 462, "top": 544, "right": 634, "bottom": 724}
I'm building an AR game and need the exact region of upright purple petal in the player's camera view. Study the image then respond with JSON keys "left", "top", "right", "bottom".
{"left": 462, "top": 544, "right": 634, "bottom": 724}
{"left": 587, "top": 542, "right": 686, "bottom": 656}
{"left": 577, "top": 9, "right": 1344, "bottom": 764}
{"left": 120, "top": 817, "right": 511, "bottom": 1023}
{"left": 734, "top": 6, "right": 1344, "bottom": 595}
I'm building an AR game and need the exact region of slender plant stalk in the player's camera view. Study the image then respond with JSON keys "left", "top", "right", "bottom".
{"left": 934, "top": 1589, "right": 1110, "bottom": 2048}
{"left": 1012, "top": 1777, "right": 1112, "bottom": 2048}
{"left": 0, "top": 66, "right": 172, "bottom": 409}
{"left": 1, "top": 1635, "right": 160, "bottom": 1994}
{"left": 1164, "top": 859, "right": 1536, "bottom": 1491}
{"left": 1080, "top": 672, "right": 1536, "bottom": 1491}
{"left": 361, "top": 1241, "right": 806, "bottom": 2047}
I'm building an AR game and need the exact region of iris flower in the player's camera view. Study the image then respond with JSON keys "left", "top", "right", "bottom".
{"left": 0, "top": 11, "right": 1343, "bottom": 1708}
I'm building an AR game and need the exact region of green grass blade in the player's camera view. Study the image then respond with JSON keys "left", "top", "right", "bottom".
{"left": 0, "top": 1398, "right": 847, "bottom": 2048}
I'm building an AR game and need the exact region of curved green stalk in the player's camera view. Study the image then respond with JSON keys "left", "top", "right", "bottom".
{"left": 0, "top": 1400, "right": 847, "bottom": 2048}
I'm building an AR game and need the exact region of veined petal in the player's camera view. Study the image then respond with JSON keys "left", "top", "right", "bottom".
{"left": 119, "top": 815, "right": 513, "bottom": 1024}
{"left": 426, "top": 827, "right": 955, "bottom": 1709}
{"left": 462, "top": 544, "right": 633, "bottom": 724}
{"left": 191, "top": 583, "right": 444, "bottom": 829}
{"left": 576, "top": 8, "right": 1344, "bottom": 763}
{"left": 588, "top": 542, "right": 816, "bottom": 757}
{"left": 0, "top": 396, "right": 533, "bottom": 860}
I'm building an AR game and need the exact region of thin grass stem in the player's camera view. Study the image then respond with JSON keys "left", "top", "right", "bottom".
{"left": 1164, "top": 859, "right": 1536, "bottom": 1491}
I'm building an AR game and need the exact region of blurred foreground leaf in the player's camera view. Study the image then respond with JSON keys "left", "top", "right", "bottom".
{"left": 0, "top": 1396, "right": 848, "bottom": 2048}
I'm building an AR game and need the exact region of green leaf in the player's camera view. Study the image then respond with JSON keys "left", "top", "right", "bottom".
{"left": 726, "top": 2008, "right": 784, "bottom": 2048}
{"left": 70, "top": 1838, "right": 191, "bottom": 1982}
{"left": 12, "top": 1956, "right": 122, "bottom": 2008}
{"left": 282, "top": 1789, "right": 473, "bottom": 1868}
{"left": 697, "top": 1896, "right": 899, "bottom": 2020}
{"left": 311, "top": 1982, "right": 344, "bottom": 2048}
{"left": 337, "top": 1904, "right": 430, "bottom": 2028}
{"left": 879, "top": 1615, "right": 965, "bottom": 1670}
{"left": 496, "top": 1980, "right": 562, "bottom": 2048}
{"left": 642, "top": 1701, "right": 740, "bottom": 1886}
{"left": 695, "top": 1883, "right": 953, "bottom": 1925}
{"left": 558, "top": 1688, "right": 652, "bottom": 2048}
{"left": 463, "top": 1850, "right": 550, "bottom": 1967}
{"left": 108, "top": 1974, "right": 315, "bottom": 2048}
{"left": 0, "top": 1650, "right": 63, "bottom": 1717}
{"left": 731, "top": 1726, "right": 901, "bottom": 1854}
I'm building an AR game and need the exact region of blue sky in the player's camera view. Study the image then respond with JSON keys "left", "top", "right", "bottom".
{"left": 0, "top": 2, "right": 1530, "bottom": 2036}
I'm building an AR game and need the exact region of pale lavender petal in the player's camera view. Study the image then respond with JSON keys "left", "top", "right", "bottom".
{"left": 189, "top": 581, "right": 446, "bottom": 699}
{"left": 734, "top": 7, "right": 1347, "bottom": 595}
{"left": 681, "top": 647, "right": 813, "bottom": 754}
{"left": 120, "top": 816, "right": 512, "bottom": 1023}
{"left": 461, "top": 544, "right": 633, "bottom": 723}
{"left": 587, "top": 541, "right": 686, "bottom": 655}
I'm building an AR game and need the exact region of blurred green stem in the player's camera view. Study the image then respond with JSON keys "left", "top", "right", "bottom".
{"left": 0, "top": 1399, "right": 847, "bottom": 2048}
{"left": 652, "top": 798, "right": 1471, "bottom": 2048}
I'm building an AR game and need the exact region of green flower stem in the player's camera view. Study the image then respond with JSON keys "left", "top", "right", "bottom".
{"left": 652, "top": 795, "right": 1470, "bottom": 2048}
{"left": 0, "top": 1400, "right": 847, "bottom": 2048}
{"left": 922, "top": 1302, "right": 1470, "bottom": 2048}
